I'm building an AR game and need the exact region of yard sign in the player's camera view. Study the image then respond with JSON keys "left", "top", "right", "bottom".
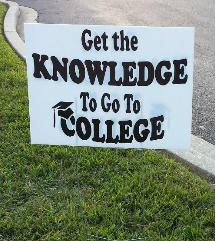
{"left": 25, "top": 24, "right": 194, "bottom": 149}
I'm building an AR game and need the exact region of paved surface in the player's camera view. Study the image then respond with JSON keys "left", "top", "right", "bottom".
{"left": 12, "top": 0, "right": 215, "bottom": 144}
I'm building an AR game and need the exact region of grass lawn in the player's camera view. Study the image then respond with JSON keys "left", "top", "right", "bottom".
{"left": 0, "top": 3, "right": 214, "bottom": 241}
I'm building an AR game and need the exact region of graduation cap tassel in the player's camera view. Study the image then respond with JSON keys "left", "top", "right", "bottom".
{"left": 53, "top": 109, "right": 56, "bottom": 128}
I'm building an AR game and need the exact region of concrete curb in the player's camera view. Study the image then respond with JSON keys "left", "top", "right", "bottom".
{"left": 0, "top": 0, "right": 215, "bottom": 180}
{"left": 17, "top": 6, "right": 38, "bottom": 41}
{"left": 0, "top": 0, "right": 37, "bottom": 59}
{"left": 165, "top": 134, "right": 215, "bottom": 181}
{"left": 1, "top": 0, "right": 24, "bottom": 59}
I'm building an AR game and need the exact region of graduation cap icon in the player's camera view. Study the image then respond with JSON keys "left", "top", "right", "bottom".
{"left": 52, "top": 101, "right": 74, "bottom": 128}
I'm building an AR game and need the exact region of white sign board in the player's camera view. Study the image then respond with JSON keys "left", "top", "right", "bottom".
{"left": 25, "top": 24, "right": 194, "bottom": 149}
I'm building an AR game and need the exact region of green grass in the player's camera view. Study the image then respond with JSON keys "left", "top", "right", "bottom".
{"left": 0, "top": 3, "right": 214, "bottom": 241}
